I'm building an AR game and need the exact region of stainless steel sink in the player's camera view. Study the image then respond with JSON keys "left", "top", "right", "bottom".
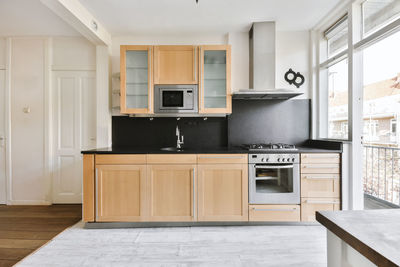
{"left": 160, "top": 147, "right": 183, "bottom": 152}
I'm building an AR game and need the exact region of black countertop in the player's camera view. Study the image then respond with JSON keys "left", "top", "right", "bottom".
{"left": 316, "top": 209, "right": 400, "bottom": 266}
{"left": 81, "top": 146, "right": 342, "bottom": 154}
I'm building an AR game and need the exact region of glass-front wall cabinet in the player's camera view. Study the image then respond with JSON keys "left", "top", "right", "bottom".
{"left": 199, "top": 45, "right": 231, "bottom": 114}
{"left": 120, "top": 45, "right": 152, "bottom": 114}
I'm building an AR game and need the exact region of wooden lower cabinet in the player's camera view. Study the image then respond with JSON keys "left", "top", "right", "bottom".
{"left": 249, "top": 205, "right": 300, "bottom": 222}
{"left": 96, "top": 165, "right": 147, "bottom": 222}
{"left": 147, "top": 164, "right": 196, "bottom": 221}
{"left": 301, "top": 173, "right": 340, "bottom": 198}
{"left": 197, "top": 164, "right": 248, "bottom": 221}
{"left": 301, "top": 198, "right": 340, "bottom": 222}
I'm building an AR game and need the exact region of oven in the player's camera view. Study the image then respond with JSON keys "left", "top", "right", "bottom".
{"left": 249, "top": 153, "right": 300, "bottom": 204}
{"left": 154, "top": 85, "right": 198, "bottom": 113}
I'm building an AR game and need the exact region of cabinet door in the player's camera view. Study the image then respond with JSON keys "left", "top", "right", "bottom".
{"left": 96, "top": 165, "right": 147, "bottom": 222}
{"left": 197, "top": 164, "right": 248, "bottom": 221}
{"left": 147, "top": 164, "right": 196, "bottom": 221}
{"left": 154, "top": 46, "right": 197, "bottom": 84}
{"left": 301, "top": 198, "right": 340, "bottom": 222}
{"left": 199, "top": 45, "right": 231, "bottom": 114}
{"left": 120, "top": 45, "right": 153, "bottom": 114}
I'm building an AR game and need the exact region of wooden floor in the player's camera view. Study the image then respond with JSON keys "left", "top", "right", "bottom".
{"left": 0, "top": 204, "right": 82, "bottom": 267}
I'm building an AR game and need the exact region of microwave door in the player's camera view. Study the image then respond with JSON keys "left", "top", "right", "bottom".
{"left": 161, "top": 90, "right": 184, "bottom": 109}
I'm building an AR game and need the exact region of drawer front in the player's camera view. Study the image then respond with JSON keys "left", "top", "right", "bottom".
{"left": 197, "top": 154, "right": 247, "bottom": 164}
{"left": 301, "top": 163, "right": 340, "bottom": 174}
{"left": 249, "top": 205, "right": 300, "bottom": 222}
{"left": 301, "top": 174, "right": 340, "bottom": 198}
{"left": 95, "top": 154, "right": 147, "bottom": 165}
{"left": 301, "top": 153, "right": 340, "bottom": 164}
{"left": 301, "top": 198, "right": 340, "bottom": 222}
{"left": 147, "top": 154, "right": 197, "bottom": 164}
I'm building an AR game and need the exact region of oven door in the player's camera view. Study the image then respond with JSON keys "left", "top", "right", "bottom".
{"left": 249, "top": 163, "right": 300, "bottom": 204}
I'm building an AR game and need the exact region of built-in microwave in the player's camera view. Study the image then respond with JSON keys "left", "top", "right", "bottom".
{"left": 154, "top": 85, "right": 198, "bottom": 113}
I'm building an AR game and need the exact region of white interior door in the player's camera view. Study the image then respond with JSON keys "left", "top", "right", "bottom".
{"left": 52, "top": 71, "right": 96, "bottom": 203}
{"left": 0, "top": 70, "right": 5, "bottom": 204}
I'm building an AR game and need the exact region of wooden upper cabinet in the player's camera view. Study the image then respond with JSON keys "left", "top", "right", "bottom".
{"left": 199, "top": 45, "right": 231, "bottom": 114}
{"left": 120, "top": 45, "right": 153, "bottom": 114}
{"left": 147, "top": 164, "right": 196, "bottom": 221}
{"left": 197, "top": 164, "right": 248, "bottom": 221}
{"left": 96, "top": 165, "right": 147, "bottom": 222}
{"left": 154, "top": 46, "right": 198, "bottom": 85}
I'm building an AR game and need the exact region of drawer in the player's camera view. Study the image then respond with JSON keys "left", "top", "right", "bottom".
{"left": 301, "top": 174, "right": 340, "bottom": 198}
{"left": 95, "top": 154, "right": 146, "bottom": 165}
{"left": 301, "top": 198, "right": 340, "bottom": 222}
{"left": 249, "top": 205, "right": 300, "bottom": 222}
{"left": 301, "top": 153, "right": 340, "bottom": 164}
{"left": 147, "top": 154, "right": 197, "bottom": 164}
{"left": 197, "top": 154, "right": 247, "bottom": 164}
{"left": 301, "top": 163, "right": 340, "bottom": 174}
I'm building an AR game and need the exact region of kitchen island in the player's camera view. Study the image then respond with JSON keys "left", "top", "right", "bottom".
{"left": 316, "top": 209, "right": 400, "bottom": 267}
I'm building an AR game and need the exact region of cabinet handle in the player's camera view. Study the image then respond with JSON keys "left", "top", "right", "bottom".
{"left": 304, "top": 200, "right": 339, "bottom": 204}
{"left": 192, "top": 168, "right": 196, "bottom": 219}
{"left": 303, "top": 176, "right": 339, "bottom": 180}
{"left": 252, "top": 208, "right": 297, "bottom": 212}
{"left": 193, "top": 47, "right": 197, "bottom": 82}
{"left": 303, "top": 154, "right": 338, "bottom": 158}
{"left": 302, "top": 165, "right": 337, "bottom": 169}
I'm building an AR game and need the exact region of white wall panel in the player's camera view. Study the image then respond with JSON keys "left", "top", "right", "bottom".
{"left": 10, "top": 38, "right": 47, "bottom": 203}
{"left": 0, "top": 38, "right": 5, "bottom": 69}
{"left": 0, "top": 70, "right": 5, "bottom": 204}
{"left": 52, "top": 37, "right": 96, "bottom": 70}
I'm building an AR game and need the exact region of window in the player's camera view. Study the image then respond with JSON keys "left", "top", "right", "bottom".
{"left": 391, "top": 118, "right": 397, "bottom": 142}
{"left": 362, "top": 30, "right": 400, "bottom": 145}
{"left": 327, "top": 59, "right": 348, "bottom": 139}
{"left": 363, "top": 120, "right": 379, "bottom": 142}
{"left": 325, "top": 15, "right": 348, "bottom": 58}
{"left": 362, "top": 0, "right": 400, "bottom": 36}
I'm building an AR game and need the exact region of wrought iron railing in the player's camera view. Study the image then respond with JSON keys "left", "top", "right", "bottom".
{"left": 363, "top": 145, "right": 400, "bottom": 206}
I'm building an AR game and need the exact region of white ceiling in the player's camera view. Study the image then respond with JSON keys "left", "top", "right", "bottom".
{"left": 0, "top": 0, "right": 79, "bottom": 36}
{"left": 79, "top": 0, "right": 341, "bottom": 35}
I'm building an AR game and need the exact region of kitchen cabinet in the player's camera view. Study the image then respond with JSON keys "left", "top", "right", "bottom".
{"left": 249, "top": 205, "right": 300, "bottom": 222}
{"left": 96, "top": 164, "right": 147, "bottom": 222}
{"left": 154, "top": 45, "right": 198, "bottom": 85}
{"left": 301, "top": 198, "right": 340, "bottom": 222}
{"left": 199, "top": 45, "right": 231, "bottom": 114}
{"left": 300, "top": 153, "right": 341, "bottom": 222}
{"left": 120, "top": 45, "right": 153, "bottom": 114}
{"left": 197, "top": 154, "right": 248, "bottom": 221}
{"left": 147, "top": 164, "right": 196, "bottom": 221}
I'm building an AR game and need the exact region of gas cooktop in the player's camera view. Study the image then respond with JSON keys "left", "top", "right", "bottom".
{"left": 242, "top": 143, "right": 298, "bottom": 151}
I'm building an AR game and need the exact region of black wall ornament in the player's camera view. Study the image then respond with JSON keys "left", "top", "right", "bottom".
{"left": 284, "top": 68, "right": 305, "bottom": 88}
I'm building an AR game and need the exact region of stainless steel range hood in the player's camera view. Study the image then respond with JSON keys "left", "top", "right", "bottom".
{"left": 233, "top": 22, "right": 303, "bottom": 100}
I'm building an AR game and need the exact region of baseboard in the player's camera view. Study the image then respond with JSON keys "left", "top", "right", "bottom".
{"left": 7, "top": 200, "right": 52, "bottom": 205}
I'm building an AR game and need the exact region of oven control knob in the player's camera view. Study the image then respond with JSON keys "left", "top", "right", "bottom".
{"left": 277, "top": 158, "right": 281, "bottom": 162}
{"left": 261, "top": 158, "right": 265, "bottom": 162}
{"left": 292, "top": 158, "right": 295, "bottom": 162}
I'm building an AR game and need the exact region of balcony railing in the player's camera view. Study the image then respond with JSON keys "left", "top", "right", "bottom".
{"left": 363, "top": 145, "right": 400, "bottom": 206}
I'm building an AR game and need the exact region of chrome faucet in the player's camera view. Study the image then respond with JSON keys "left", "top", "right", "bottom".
{"left": 176, "top": 125, "right": 184, "bottom": 149}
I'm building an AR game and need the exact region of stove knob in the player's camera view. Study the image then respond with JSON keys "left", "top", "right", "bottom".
{"left": 265, "top": 158, "right": 269, "bottom": 162}
{"left": 292, "top": 158, "right": 295, "bottom": 162}
{"left": 261, "top": 158, "right": 265, "bottom": 162}
{"left": 287, "top": 158, "right": 291, "bottom": 162}
{"left": 277, "top": 158, "right": 281, "bottom": 162}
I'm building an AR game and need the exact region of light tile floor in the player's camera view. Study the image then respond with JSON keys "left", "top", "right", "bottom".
{"left": 17, "top": 221, "right": 326, "bottom": 267}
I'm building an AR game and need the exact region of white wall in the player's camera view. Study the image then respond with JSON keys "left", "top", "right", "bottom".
{"left": 52, "top": 37, "right": 96, "bottom": 70}
{"left": 111, "top": 31, "right": 311, "bottom": 99}
{"left": 0, "top": 38, "right": 5, "bottom": 69}
{"left": 10, "top": 38, "right": 48, "bottom": 204}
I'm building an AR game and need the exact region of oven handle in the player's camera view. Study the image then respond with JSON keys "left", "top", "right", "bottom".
{"left": 254, "top": 165, "right": 294, "bottom": 169}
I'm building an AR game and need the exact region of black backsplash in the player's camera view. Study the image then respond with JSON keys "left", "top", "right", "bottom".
{"left": 112, "top": 99, "right": 311, "bottom": 148}
{"left": 228, "top": 99, "right": 311, "bottom": 146}
{"left": 112, "top": 117, "right": 228, "bottom": 148}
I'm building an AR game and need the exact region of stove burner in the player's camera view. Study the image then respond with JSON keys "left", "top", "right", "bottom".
{"left": 242, "top": 143, "right": 297, "bottom": 151}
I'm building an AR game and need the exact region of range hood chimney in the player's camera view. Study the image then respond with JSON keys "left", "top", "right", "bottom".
{"left": 233, "top": 22, "right": 303, "bottom": 100}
